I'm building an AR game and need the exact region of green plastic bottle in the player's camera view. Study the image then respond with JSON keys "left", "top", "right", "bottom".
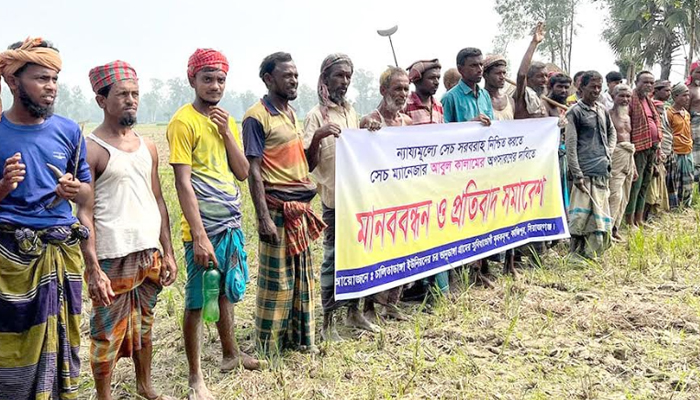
{"left": 202, "top": 261, "right": 220, "bottom": 323}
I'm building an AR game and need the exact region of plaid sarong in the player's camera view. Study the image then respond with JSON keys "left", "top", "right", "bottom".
{"left": 90, "top": 249, "right": 162, "bottom": 378}
{"left": 265, "top": 195, "right": 325, "bottom": 257}
{"left": 256, "top": 208, "right": 316, "bottom": 354}
{"left": 0, "top": 225, "right": 84, "bottom": 400}
{"left": 568, "top": 176, "right": 612, "bottom": 257}
{"left": 674, "top": 153, "right": 695, "bottom": 208}
{"left": 691, "top": 112, "right": 700, "bottom": 181}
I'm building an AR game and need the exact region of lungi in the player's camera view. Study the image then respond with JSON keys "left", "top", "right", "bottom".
{"left": 0, "top": 224, "right": 86, "bottom": 400}
{"left": 608, "top": 142, "right": 636, "bottom": 229}
{"left": 255, "top": 198, "right": 325, "bottom": 354}
{"left": 184, "top": 228, "right": 249, "bottom": 309}
{"left": 568, "top": 176, "right": 612, "bottom": 258}
{"left": 645, "top": 161, "right": 670, "bottom": 214}
{"left": 674, "top": 153, "right": 695, "bottom": 208}
{"left": 90, "top": 249, "right": 162, "bottom": 378}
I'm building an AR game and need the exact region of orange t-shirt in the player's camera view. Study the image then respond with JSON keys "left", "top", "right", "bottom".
{"left": 666, "top": 107, "right": 693, "bottom": 154}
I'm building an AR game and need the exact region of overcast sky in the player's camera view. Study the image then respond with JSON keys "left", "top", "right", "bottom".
{"left": 0, "top": 0, "right": 690, "bottom": 97}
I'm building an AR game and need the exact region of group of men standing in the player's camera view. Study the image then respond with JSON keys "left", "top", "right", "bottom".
{"left": 0, "top": 38, "right": 323, "bottom": 400}
{"left": 0, "top": 27, "right": 698, "bottom": 400}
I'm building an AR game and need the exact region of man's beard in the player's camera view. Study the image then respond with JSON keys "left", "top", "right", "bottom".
{"left": 532, "top": 85, "right": 545, "bottom": 96}
{"left": 119, "top": 114, "right": 137, "bottom": 127}
{"left": 384, "top": 94, "right": 406, "bottom": 114}
{"left": 549, "top": 93, "right": 567, "bottom": 104}
{"left": 18, "top": 84, "right": 53, "bottom": 119}
{"left": 616, "top": 105, "right": 629, "bottom": 118}
{"left": 329, "top": 90, "right": 347, "bottom": 107}
{"left": 199, "top": 97, "right": 219, "bottom": 107}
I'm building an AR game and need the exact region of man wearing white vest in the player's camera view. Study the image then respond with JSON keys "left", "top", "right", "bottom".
{"left": 79, "top": 60, "right": 178, "bottom": 400}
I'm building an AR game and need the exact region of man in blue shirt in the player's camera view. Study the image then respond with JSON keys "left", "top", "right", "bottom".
{"left": 0, "top": 38, "right": 92, "bottom": 400}
{"left": 441, "top": 47, "right": 495, "bottom": 288}
{"left": 442, "top": 47, "right": 493, "bottom": 125}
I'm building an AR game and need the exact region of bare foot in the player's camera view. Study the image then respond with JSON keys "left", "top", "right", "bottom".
{"left": 611, "top": 231, "right": 623, "bottom": 242}
{"left": 470, "top": 268, "right": 495, "bottom": 289}
{"left": 188, "top": 374, "right": 214, "bottom": 400}
{"left": 346, "top": 308, "right": 381, "bottom": 333}
{"left": 381, "top": 305, "right": 408, "bottom": 321}
{"left": 321, "top": 325, "right": 344, "bottom": 342}
{"left": 363, "top": 308, "right": 381, "bottom": 325}
{"left": 138, "top": 384, "right": 178, "bottom": 400}
{"left": 221, "top": 352, "right": 267, "bottom": 372}
{"left": 502, "top": 262, "right": 520, "bottom": 279}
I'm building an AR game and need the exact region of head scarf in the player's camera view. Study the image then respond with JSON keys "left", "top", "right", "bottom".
{"left": 483, "top": 55, "right": 506, "bottom": 73}
{"left": 672, "top": 82, "right": 689, "bottom": 97}
{"left": 0, "top": 37, "right": 62, "bottom": 116}
{"left": 654, "top": 79, "right": 671, "bottom": 89}
{"left": 406, "top": 59, "right": 441, "bottom": 83}
{"left": 686, "top": 61, "right": 700, "bottom": 85}
{"left": 318, "top": 53, "right": 353, "bottom": 121}
{"left": 187, "top": 49, "right": 228, "bottom": 79}
{"left": 89, "top": 60, "right": 137, "bottom": 94}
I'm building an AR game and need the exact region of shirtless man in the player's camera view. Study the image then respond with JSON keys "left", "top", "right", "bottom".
{"left": 608, "top": 84, "right": 637, "bottom": 238}
{"left": 483, "top": 55, "right": 513, "bottom": 121}
{"left": 687, "top": 62, "right": 700, "bottom": 180}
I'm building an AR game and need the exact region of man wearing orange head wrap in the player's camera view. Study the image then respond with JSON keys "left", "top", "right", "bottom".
{"left": 0, "top": 37, "right": 92, "bottom": 400}
{"left": 168, "top": 48, "right": 262, "bottom": 400}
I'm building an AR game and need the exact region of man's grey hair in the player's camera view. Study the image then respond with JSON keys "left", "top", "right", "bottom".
{"left": 612, "top": 83, "right": 631, "bottom": 97}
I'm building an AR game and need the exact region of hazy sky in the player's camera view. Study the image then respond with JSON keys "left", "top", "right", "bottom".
{"left": 0, "top": 0, "right": 690, "bottom": 97}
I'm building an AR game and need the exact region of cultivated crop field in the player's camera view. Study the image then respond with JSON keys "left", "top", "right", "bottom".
{"left": 77, "top": 124, "right": 700, "bottom": 399}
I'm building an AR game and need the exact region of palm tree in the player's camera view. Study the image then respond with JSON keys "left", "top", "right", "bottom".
{"left": 604, "top": 0, "right": 699, "bottom": 80}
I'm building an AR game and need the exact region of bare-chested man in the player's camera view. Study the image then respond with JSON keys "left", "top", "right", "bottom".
{"left": 608, "top": 84, "right": 637, "bottom": 239}
{"left": 483, "top": 55, "right": 513, "bottom": 121}
{"left": 687, "top": 61, "right": 700, "bottom": 180}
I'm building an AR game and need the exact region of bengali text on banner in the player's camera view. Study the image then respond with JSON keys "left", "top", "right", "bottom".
{"left": 334, "top": 117, "right": 570, "bottom": 300}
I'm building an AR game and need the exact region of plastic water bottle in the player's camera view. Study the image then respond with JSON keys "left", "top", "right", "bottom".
{"left": 202, "top": 261, "right": 220, "bottom": 323}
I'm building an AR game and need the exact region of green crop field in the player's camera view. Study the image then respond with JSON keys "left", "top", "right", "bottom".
{"left": 77, "top": 124, "right": 700, "bottom": 399}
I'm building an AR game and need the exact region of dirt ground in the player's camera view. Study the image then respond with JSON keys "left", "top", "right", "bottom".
{"left": 76, "top": 125, "right": 700, "bottom": 399}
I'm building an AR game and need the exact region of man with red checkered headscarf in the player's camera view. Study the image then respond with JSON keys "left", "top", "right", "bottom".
{"left": 167, "top": 48, "right": 263, "bottom": 400}
{"left": 81, "top": 60, "right": 179, "bottom": 400}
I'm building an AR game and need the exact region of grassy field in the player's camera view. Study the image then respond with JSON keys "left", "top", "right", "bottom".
{"left": 77, "top": 124, "right": 700, "bottom": 399}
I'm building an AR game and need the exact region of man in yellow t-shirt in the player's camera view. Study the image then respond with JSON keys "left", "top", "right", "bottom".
{"left": 166, "top": 48, "right": 262, "bottom": 400}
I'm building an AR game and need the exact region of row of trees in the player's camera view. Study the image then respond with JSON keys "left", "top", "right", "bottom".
{"left": 493, "top": 0, "right": 700, "bottom": 82}
{"left": 0, "top": 70, "right": 383, "bottom": 124}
